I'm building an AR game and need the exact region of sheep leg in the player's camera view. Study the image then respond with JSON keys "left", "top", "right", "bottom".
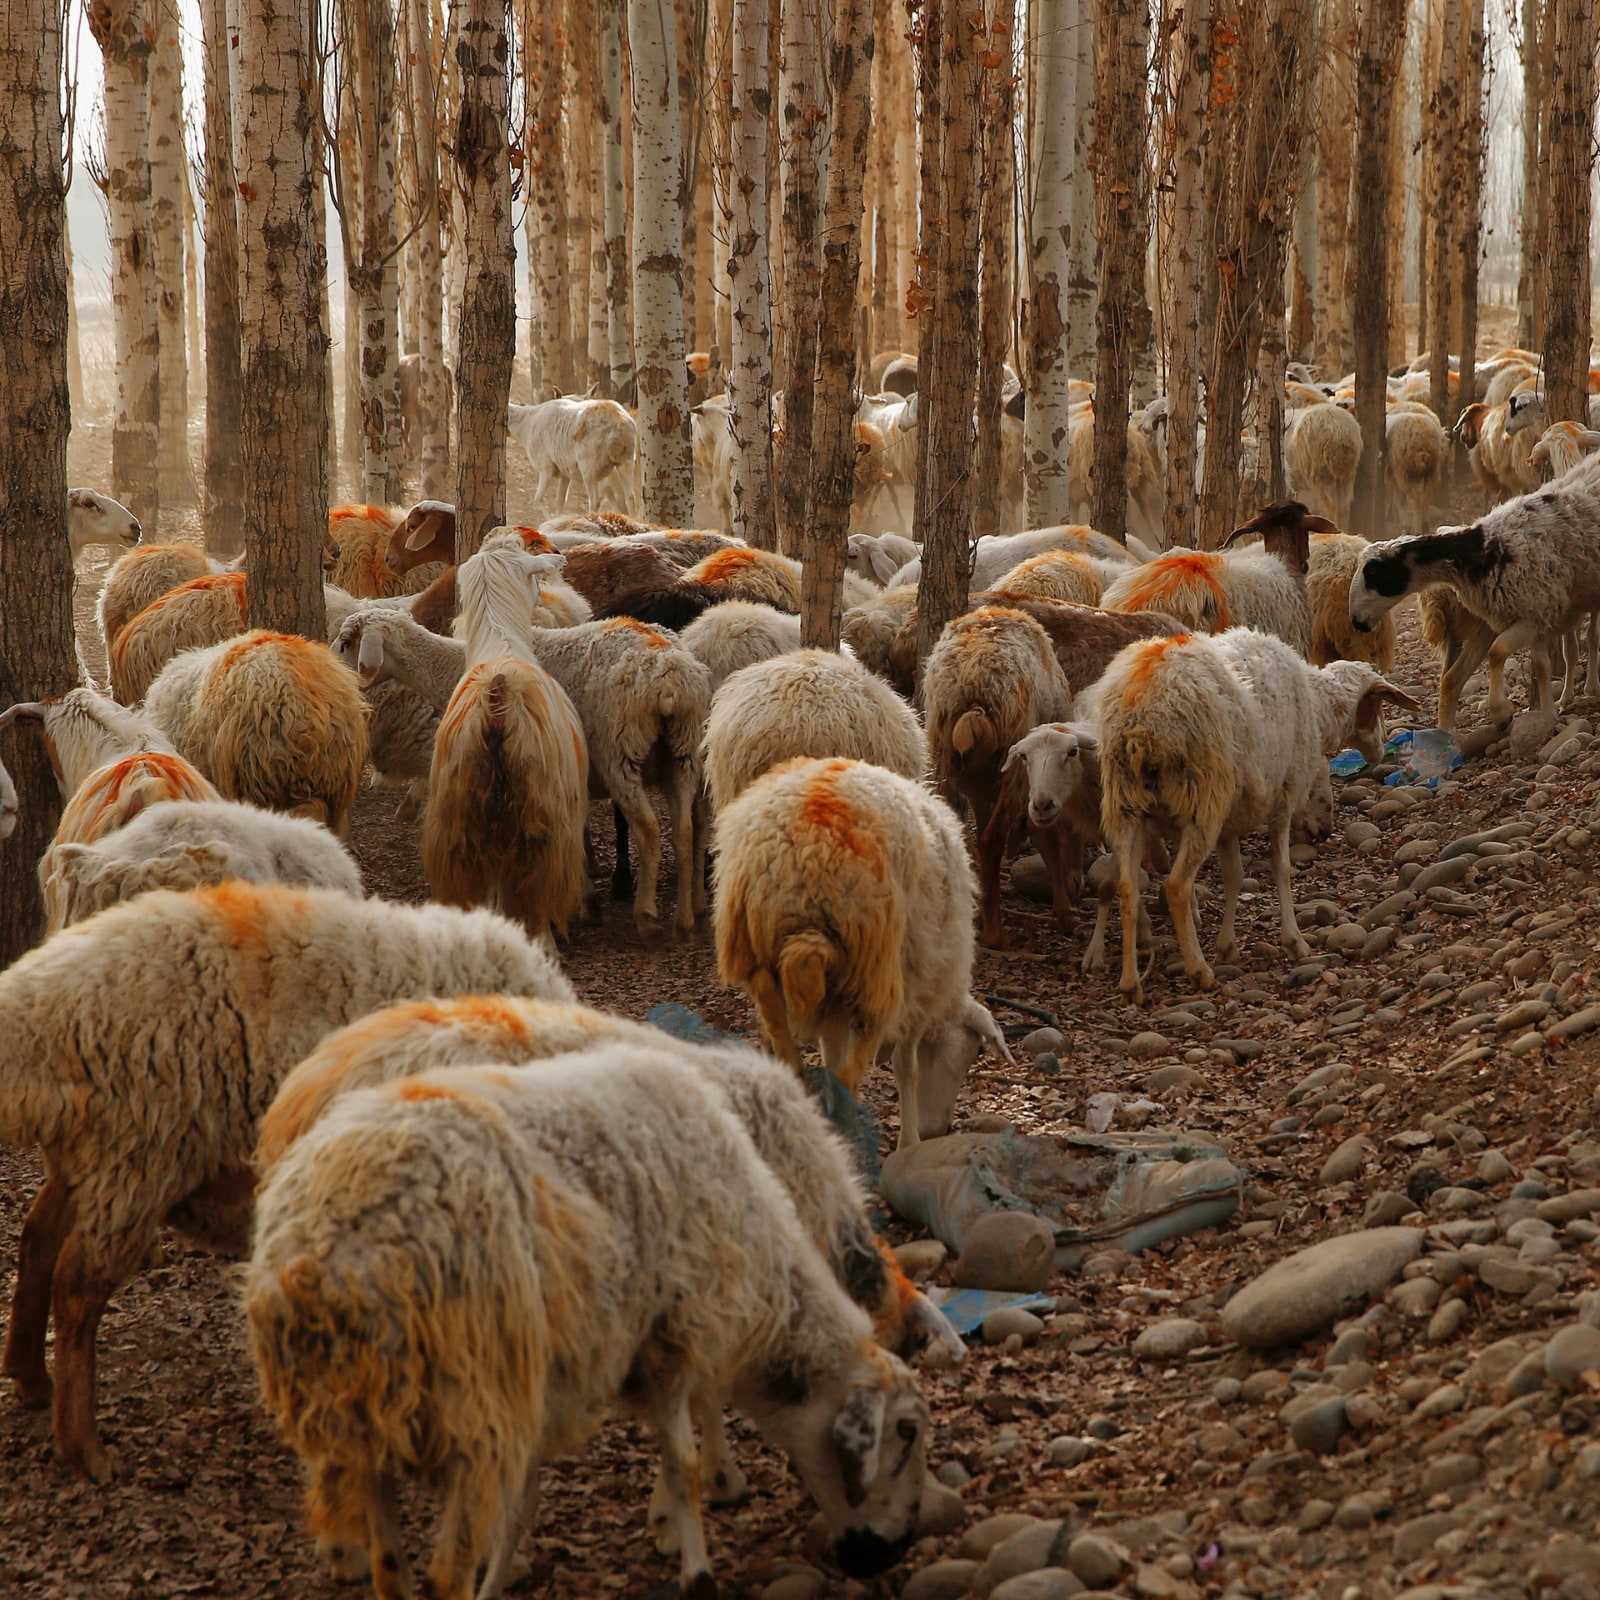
{"left": 615, "top": 779, "right": 663, "bottom": 939}
{"left": 1435, "top": 628, "right": 1493, "bottom": 731}
{"left": 648, "top": 1389, "right": 717, "bottom": 1596}
{"left": 892, "top": 1037, "right": 923, "bottom": 1151}
{"left": 1033, "top": 825, "right": 1075, "bottom": 927}
{"left": 1268, "top": 818, "right": 1311, "bottom": 959}
{"left": 747, "top": 969, "right": 803, "bottom": 1069}
{"left": 477, "top": 1466, "right": 540, "bottom": 1600}
{"left": 694, "top": 1388, "right": 750, "bottom": 1505}
{"left": 690, "top": 789, "right": 711, "bottom": 917}
{"left": 1558, "top": 629, "right": 1579, "bottom": 708}
{"left": 1531, "top": 631, "right": 1556, "bottom": 719}
{"left": 1082, "top": 878, "right": 1113, "bottom": 974}
{"left": 3, "top": 1171, "right": 73, "bottom": 1408}
{"left": 610, "top": 803, "right": 635, "bottom": 900}
{"left": 1213, "top": 835, "right": 1244, "bottom": 964}
{"left": 973, "top": 795, "right": 1008, "bottom": 950}
{"left": 363, "top": 1468, "right": 415, "bottom": 1600}
{"left": 1165, "top": 826, "right": 1215, "bottom": 993}
{"left": 1490, "top": 619, "right": 1544, "bottom": 719}
{"left": 1111, "top": 820, "right": 1146, "bottom": 1002}
{"left": 427, "top": 1452, "right": 504, "bottom": 1600}
{"left": 308, "top": 1459, "right": 374, "bottom": 1583}
{"left": 1586, "top": 612, "right": 1600, "bottom": 698}
{"left": 664, "top": 762, "right": 701, "bottom": 934}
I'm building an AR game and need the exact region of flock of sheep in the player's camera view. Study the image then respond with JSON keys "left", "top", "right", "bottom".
{"left": 2, "top": 342, "right": 1599, "bottom": 1596}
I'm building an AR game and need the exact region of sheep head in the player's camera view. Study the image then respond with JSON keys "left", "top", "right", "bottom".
{"left": 1504, "top": 389, "right": 1549, "bottom": 437}
{"left": 1224, "top": 501, "right": 1337, "bottom": 576}
{"left": 1001, "top": 721, "right": 1098, "bottom": 830}
{"left": 387, "top": 500, "right": 456, "bottom": 573}
{"left": 67, "top": 489, "right": 141, "bottom": 558}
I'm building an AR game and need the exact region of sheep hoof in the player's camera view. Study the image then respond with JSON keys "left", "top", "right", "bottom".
{"left": 8, "top": 1368, "right": 51, "bottom": 1410}
{"left": 1284, "top": 936, "right": 1312, "bottom": 960}
{"left": 1081, "top": 952, "right": 1105, "bottom": 976}
{"left": 1186, "top": 962, "right": 1215, "bottom": 991}
{"left": 1214, "top": 938, "right": 1239, "bottom": 963}
{"left": 634, "top": 912, "right": 664, "bottom": 945}
{"left": 324, "top": 1541, "right": 372, "bottom": 1583}
{"left": 706, "top": 1467, "right": 751, "bottom": 1507}
{"left": 681, "top": 1575, "right": 719, "bottom": 1600}
{"left": 1119, "top": 979, "right": 1145, "bottom": 1005}
{"left": 62, "top": 1436, "right": 117, "bottom": 1483}
{"left": 653, "top": 1524, "right": 683, "bottom": 1558}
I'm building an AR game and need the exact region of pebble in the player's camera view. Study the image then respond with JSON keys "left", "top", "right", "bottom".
{"left": 1297, "top": 1498, "right": 1335, "bottom": 1531}
{"left": 1212, "top": 1376, "right": 1242, "bottom": 1404}
{"left": 1544, "top": 1323, "right": 1600, "bottom": 1389}
{"left": 1288, "top": 1395, "right": 1348, "bottom": 1455}
{"left": 1344, "top": 1392, "right": 1383, "bottom": 1431}
{"left": 1065, "top": 1534, "right": 1128, "bottom": 1588}
{"left": 1392, "top": 1512, "right": 1462, "bottom": 1563}
{"left": 936, "top": 1460, "right": 972, "bottom": 1489}
{"left": 1333, "top": 1488, "right": 1390, "bottom": 1529}
{"left": 1391, "top": 1276, "right": 1442, "bottom": 1316}
{"left": 1547, "top": 1005, "right": 1600, "bottom": 1040}
{"left": 1359, "top": 889, "right": 1416, "bottom": 930}
{"left": 1239, "top": 1369, "right": 1289, "bottom": 1403}
{"left": 1477, "top": 1149, "right": 1513, "bottom": 1184}
{"left": 990, "top": 1573, "right": 1084, "bottom": 1600}
{"left": 1220, "top": 1228, "right": 1423, "bottom": 1349}
{"left": 1421, "top": 1452, "right": 1481, "bottom": 1495}
{"left": 1145, "top": 1064, "right": 1208, "bottom": 1093}
{"left": 761, "top": 1571, "right": 828, "bottom": 1600}
{"left": 1126, "top": 1031, "right": 1171, "bottom": 1059}
{"left": 1047, "top": 1436, "right": 1093, "bottom": 1467}
{"left": 982, "top": 1307, "right": 1045, "bottom": 1345}
{"left": 1512, "top": 1177, "right": 1550, "bottom": 1200}
{"left": 953, "top": 1211, "right": 1058, "bottom": 1293}
{"left": 1324, "top": 1328, "right": 1369, "bottom": 1368}
{"left": 1427, "top": 1299, "right": 1470, "bottom": 1343}
{"left": 1084, "top": 1413, "right": 1120, "bottom": 1441}
{"left": 1320, "top": 1135, "right": 1371, "bottom": 1186}
{"left": 1326, "top": 923, "right": 1368, "bottom": 954}
{"left": 1495, "top": 998, "right": 1552, "bottom": 1033}
{"left": 1131, "top": 1318, "right": 1208, "bottom": 1362}
{"left": 971, "top": 1520, "right": 1068, "bottom": 1599}
{"left": 904, "top": 1560, "right": 983, "bottom": 1600}
{"left": 918, "top": 1479, "right": 969, "bottom": 1537}
{"left": 1536, "top": 1188, "right": 1600, "bottom": 1223}
{"left": 1412, "top": 1382, "right": 1465, "bottom": 1419}
{"left": 893, "top": 1239, "right": 948, "bottom": 1281}
{"left": 962, "top": 1515, "right": 1042, "bottom": 1562}
{"left": 1021, "top": 1027, "right": 1066, "bottom": 1056}
{"left": 1363, "top": 1191, "right": 1416, "bottom": 1227}
{"left": 1410, "top": 856, "right": 1474, "bottom": 893}
{"left": 1466, "top": 1337, "right": 1533, "bottom": 1390}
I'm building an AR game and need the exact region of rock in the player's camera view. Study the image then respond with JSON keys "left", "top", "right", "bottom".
{"left": 1427, "top": 1299, "right": 1470, "bottom": 1344}
{"left": 1212, "top": 1376, "right": 1242, "bottom": 1404}
{"left": 1545, "top": 1323, "right": 1600, "bottom": 1389}
{"left": 1363, "top": 1191, "right": 1416, "bottom": 1227}
{"left": 1477, "top": 1149, "right": 1513, "bottom": 1184}
{"left": 970, "top": 1520, "right": 1069, "bottom": 1599}
{"left": 1239, "top": 1369, "right": 1289, "bottom": 1403}
{"left": 1508, "top": 709, "right": 1560, "bottom": 762}
{"left": 1495, "top": 998, "right": 1552, "bottom": 1033}
{"left": 1421, "top": 1453, "right": 1480, "bottom": 1496}
{"left": 1410, "top": 857, "right": 1475, "bottom": 893}
{"left": 1047, "top": 1436, "right": 1093, "bottom": 1467}
{"left": 936, "top": 1460, "right": 972, "bottom": 1489}
{"left": 1547, "top": 1006, "right": 1600, "bottom": 1040}
{"left": 1132, "top": 1318, "right": 1209, "bottom": 1362}
{"left": 1478, "top": 1256, "right": 1540, "bottom": 1295}
{"left": 893, "top": 1239, "right": 948, "bottom": 1281}
{"left": 1391, "top": 1277, "right": 1442, "bottom": 1317}
{"left": 1536, "top": 1188, "right": 1600, "bottom": 1223}
{"left": 1085, "top": 1413, "right": 1120, "bottom": 1441}
{"left": 1297, "top": 1499, "right": 1335, "bottom": 1532}
{"left": 1467, "top": 1337, "right": 1533, "bottom": 1390}
{"left": 991, "top": 1573, "right": 1085, "bottom": 1600}
{"left": 1326, "top": 923, "right": 1368, "bottom": 954}
{"left": 1320, "top": 1135, "right": 1372, "bottom": 1186}
{"left": 1065, "top": 1534, "right": 1128, "bottom": 1588}
{"left": 919, "top": 1479, "right": 969, "bottom": 1537}
{"left": 1413, "top": 1382, "right": 1465, "bottom": 1419}
{"left": 762, "top": 1571, "right": 828, "bottom": 1600}
{"left": 1126, "top": 1031, "right": 1171, "bottom": 1059}
{"left": 1344, "top": 1393, "right": 1383, "bottom": 1431}
{"left": 905, "top": 1561, "right": 983, "bottom": 1600}
{"left": 1333, "top": 1489, "right": 1391, "bottom": 1529}
{"left": 1325, "top": 1328, "right": 1368, "bottom": 1368}
{"left": 1392, "top": 1513, "right": 1463, "bottom": 1564}
{"left": 1021, "top": 1027, "right": 1066, "bottom": 1056}
{"left": 1359, "top": 889, "right": 1416, "bottom": 930}
{"left": 982, "top": 1307, "right": 1045, "bottom": 1345}
{"left": 953, "top": 1211, "right": 1058, "bottom": 1293}
{"left": 1220, "top": 1228, "right": 1423, "bottom": 1349}
{"left": 1288, "top": 1396, "right": 1348, "bottom": 1455}
{"left": 1145, "top": 1064, "right": 1208, "bottom": 1093}
{"left": 962, "top": 1515, "right": 1041, "bottom": 1563}
{"left": 1009, "top": 855, "right": 1053, "bottom": 904}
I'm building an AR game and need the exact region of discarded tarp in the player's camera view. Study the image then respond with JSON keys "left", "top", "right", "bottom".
{"left": 881, "top": 1125, "right": 1243, "bottom": 1271}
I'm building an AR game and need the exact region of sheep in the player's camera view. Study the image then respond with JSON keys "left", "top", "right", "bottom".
{"left": 846, "top": 531, "right": 919, "bottom": 588}
{"left": 1350, "top": 472, "right": 1600, "bottom": 724}
{"left": 41, "top": 799, "right": 363, "bottom": 931}
{"left": 853, "top": 393, "right": 919, "bottom": 527}
{"left": 142, "top": 630, "right": 369, "bottom": 833}
{"left": 508, "top": 395, "right": 638, "bottom": 513}
{"left": 1095, "top": 629, "right": 1420, "bottom": 1002}
{"left": 1455, "top": 397, "right": 1542, "bottom": 503}
{"left": 97, "top": 541, "right": 218, "bottom": 658}
{"left": 1285, "top": 400, "right": 1362, "bottom": 525}
{"left": 381, "top": 501, "right": 558, "bottom": 582}
{"left": 334, "top": 606, "right": 468, "bottom": 712}
{"left": 868, "top": 347, "right": 917, "bottom": 392}
{"left": 66, "top": 488, "right": 141, "bottom": 561}
{"left": 107, "top": 572, "right": 248, "bottom": 704}
{"left": 691, "top": 393, "right": 736, "bottom": 531}
{"left": 540, "top": 509, "right": 657, "bottom": 539}
{"left": 246, "top": 1044, "right": 930, "bottom": 1598}
{"left": 703, "top": 648, "right": 925, "bottom": 812}
{"left": 1306, "top": 531, "right": 1396, "bottom": 671}
{"left": 558, "top": 536, "right": 683, "bottom": 613}
{"left": 0, "top": 688, "right": 175, "bottom": 800}
{"left": 0, "top": 754, "right": 15, "bottom": 838}
{"left": 887, "top": 523, "right": 1141, "bottom": 592}
{"left": 922, "top": 606, "right": 1074, "bottom": 947}
{"left": 1384, "top": 402, "right": 1447, "bottom": 538}
{"left": 0, "top": 881, "right": 572, "bottom": 1481}
{"left": 990, "top": 549, "right": 1115, "bottom": 606}
{"left": 716, "top": 756, "right": 1006, "bottom": 1147}
{"left": 678, "top": 600, "right": 803, "bottom": 693}
{"left": 396, "top": 352, "right": 452, "bottom": 463}
{"left": 1059, "top": 406, "right": 1167, "bottom": 542}
{"left": 326, "top": 504, "right": 428, "bottom": 597}
{"left": 841, "top": 583, "right": 921, "bottom": 693}
{"left": 1531, "top": 421, "right": 1600, "bottom": 482}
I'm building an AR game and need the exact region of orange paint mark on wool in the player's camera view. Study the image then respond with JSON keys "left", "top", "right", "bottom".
{"left": 1118, "top": 553, "right": 1229, "bottom": 626}
{"left": 507, "top": 525, "right": 555, "bottom": 554}
{"left": 796, "top": 759, "right": 885, "bottom": 874}
{"left": 395, "top": 1079, "right": 469, "bottom": 1103}
{"left": 1119, "top": 633, "right": 1193, "bottom": 707}
{"left": 330, "top": 503, "right": 398, "bottom": 530}
{"left": 602, "top": 616, "right": 670, "bottom": 647}
{"left": 694, "top": 547, "right": 761, "bottom": 583}
{"left": 439, "top": 665, "right": 491, "bottom": 740}
{"left": 194, "top": 880, "right": 305, "bottom": 946}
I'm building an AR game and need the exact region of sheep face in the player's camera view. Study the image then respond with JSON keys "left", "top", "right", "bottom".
{"left": 1002, "top": 722, "right": 1093, "bottom": 829}
{"left": 1349, "top": 526, "right": 1506, "bottom": 632}
{"left": 67, "top": 489, "right": 141, "bottom": 558}
{"left": 388, "top": 500, "right": 455, "bottom": 572}
{"left": 757, "top": 1345, "right": 928, "bottom": 1578}
{"left": 1504, "top": 390, "right": 1547, "bottom": 437}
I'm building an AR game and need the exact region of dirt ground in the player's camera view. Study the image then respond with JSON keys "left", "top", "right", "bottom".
{"left": 7, "top": 406, "right": 1600, "bottom": 1598}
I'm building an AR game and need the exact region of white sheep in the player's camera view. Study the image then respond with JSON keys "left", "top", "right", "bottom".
{"left": 1384, "top": 402, "right": 1447, "bottom": 538}
{"left": 142, "top": 631, "right": 369, "bottom": 834}
{"left": 98, "top": 541, "right": 222, "bottom": 661}
{"left": 1531, "top": 421, "right": 1600, "bottom": 482}
{"left": 991, "top": 548, "right": 1120, "bottom": 606}
{"left": 1349, "top": 465, "right": 1600, "bottom": 723}
{"left": 66, "top": 489, "right": 141, "bottom": 561}
{"left": 678, "top": 599, "right": 804, "bottom": 693}
{"left": 41, "top": 799, "right": 363, "bottom": 931}
{"left": 247, "top": 1045, "right": 930, "bottom": 1597}
{"left": 1095, "top": 629, "right": 1418, "bottom": 1002}
{"left": 108, "top": 571, "right": 248, "bottom": 704}
{"left": 716, "top": 757, "right": 1007, "bottom": 1147}
{"left": 0, "top": 688, "right": 174, "bottom": 797}
{"left": 703, "top": 648, "right": 925, "bottom": 812}
{"left": 508, "top": 396, "right": 638, "bottom": 514}
{"left": 690, "top": 393, "right": 736, "bottom": 532}
{"left": 0, "top": 753, "right": 16, "bottom": 839}
{"left": 1286, "top": 401, "right": 1362, "bottom": 526}
{"left": 887, "top": 523, "right": 1142, "bottom": 592}
{"left": 846, "top": 531, "right": 919, "bottom": 588}
{"left": 0, "top": 881, "right": 571, "bottom": 1481}
{"left": 1456, "top": 395, "right": 1542, "bottom": 503}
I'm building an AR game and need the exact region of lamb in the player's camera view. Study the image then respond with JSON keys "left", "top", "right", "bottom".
{"left": 703, "top": 648, "right": 925, "bottom": 812}
{"left": 1285, "top": 400, "right": 1362, "bottom": 525}
{"left": 41, "top": 799, "right": 363, "bottom": 931}
{"left": 97, "top": 541, "right": 217, "bottom": 658}
{"left": 1306, "top": 531, "right": 1396, "bottom": 670}
{"left": 423, "top": 544, "right": 590, "bottom": 942}
{"left": 0, "top": 881, "right": 571, "bottom": 1481}
{"left": 247, "top": 1045, "right": 929, "bottom": 1597}
{"left": 922, "top": 606, "right": 1074, "bottom": 946}
{"left": 142, "top": 630, "right": 369, "bottom": 833}
{"left": 66, "top": 488, "right": 141, "bottom": 561}
{"left": 678, "top": 600, "right": 803, "bottom": 692}
{"left": 1384, "top": 402, "right": 1447, "bottom": 538}
{"left": 716, "top": 756, "right": 1006, "bottom": 1150}
{"left": 508, "top": 395, "right": 638, "bottom": 513}
{"left": 1349, "top": 470, "right": 1600, "bottom": 723}
{"left": 1531, "top": 422, "right": 1600, "bottom": 482}
{"left": 1095, "top": 629, "right": 1418, "bottom": 1002}
{"left": 846, "top": 531, "right": 920, "bottom": 587}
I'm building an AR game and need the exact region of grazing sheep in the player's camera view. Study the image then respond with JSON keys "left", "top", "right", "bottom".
{"left": 326, "top": 504, "right": 422, "bottom": 597}
{"left": 841, "top": 583, "right": 920, "bottom": 693}
{"left": 97, "top": 541, "right": 217, "bottom": 659}
{"left": 540, "top": 509, "right": 657, "bottom": 539}
{"left": 716, "top": 757, "right": 1000, "bottom": 1148}
{"left": 0, "top": 881, "right": 571, "bottom": 1481}
{"left": 109, "top": 572, "right": 248, "bottom": 705}
{"left": 1306, "top": 531, "right": 1396, "bottom": 670}
{"left": 0, "top": 688, "right": 174, "bottom": 797}
{"left": 508, "top": 396, "right": 638, "bottom": 513}
{"left": 974, "top": 596, "right": 1186, "bottom": 700}
{"left": 703, "top": 648, "right": 925, "bottom": 812}
{"left": 66, "top": 489, "right": 141, "bottom": 561}
{"left": 846, "top": 532, "right": 920, "bottom": 588}
{"left": 1096, "top": 629, "right": 1418, "bottom": 1002}
{"left": 1060, "top": 408, "right": 1167, "bottom": 543}
{"left": 679, "top": 600, "right": 804, "bottom": 692}
{"left": 558, "top": 537, "right": 682, "bottom": 613}
{"left": 1456, "top": 396, "right": 1542, "bottom": 503}
{"left": 396, "top": 353, "right": 452, "bottom": 463}
{"left": 923, "top": 605, "right": 1075, "bottom": 947}
{"left": 685, "top": 545, "right": 804, "bottom": 610}
{"left": 247, "top": 1045, "right": 930, "bottom": 1598}
{"left": 1384, "top": 402, "right": 1448, "bottom": 538}
{"left": 1531, "top": 421, "right": 1600, "bottom": 482}
{"left": 1286, "top": 401, "right": 1362, "bottom": 525}
{"left": 143, "top": 631, "right": 369, "bottom": 834}
{"left": 334, "top": 606, "right": 466, "bottom": 711}
{"left": 41, "top": 799, "right": 362, "bottom": 931}
{"left": 887, "top": 523, "right": 1140, "bottom": 592}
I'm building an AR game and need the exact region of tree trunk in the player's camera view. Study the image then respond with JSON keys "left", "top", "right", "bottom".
{"left": 1515, "top": 0, "right": 1545, "bottom": 349}
{"left": 1090, "top": 0, "right": 1151, "bottom": 542}
{"left": 1313, "top": 0, "right": 1355, "bottom": 375}
{"left": 1248, "top": 225, "right": 1289, "bottom": 511}
{"left": 90, "top": 0, "right": 161, "bottom": 529}
{"left": 236, "top": 0, "right": 328, "bottom": 636}
{"left": 869, "top": 0, "right": 896, "bottom": 356}
{"left": 404, "top": 0, "right": 449, "bottom": 496}
{"left": 65, "top": 220, "right": 85, "bottom": 415}
{"left": 453, "top": 0, "right": 515, "bottom": 557}
{"left": 914, "top": 0, "right": 981, "bottom": 664}
{"left": 1065, "top": 9, "right": 1097, "bottom": 380}
{"left": 569, "top": 0, "right": 606, "bottom": 390}
{"left": 1543, "top": 0, "right": 1595, "bottom": 427}
{"left": 186, "top": 170, "right": 204, "bottom": 400}
{"left": 727, "top": 0, "right": 780, "bottom": 549}
{"left": 973, "top": 0, "right": 1013, "bottom": 543}
{"left": 678, "top": 0, "right": 701, "bottom": 362}
{"left": 600, "top": 0, "right": 633, "bottom": 398}
{"left": 802, "top": 0, "right": 872, "bottom": 646}
{"left": 910, "top": 0, "right": 941, "bottom": 535}
{"left": 1454, "top": 0, "right": 1485, "bottom": 462}
{"left": 629, "top": 0, "right": 695, "bottom": 522}
{"left": 890, "top": 0, "right": 916, "bottom": 346}
{"left": 1163, "top": 0, "right": 1208, "bottom": 548}
{"left": 525, "top": 0, "right": 571, "bottom": 398}
{"left": 775, "top": 0, "right": 823, "bottom": 555}
{"left": 1426, "top": 0, "right": 1459, "bottom": 424}
{"left": 201, "top": 0, "right": 244, "bottom": 554}
{"left": 0, "top": 0, "right": 76, "bottom": 960}
{"left": 1350, "top": 0, "right": 1407, "bottom": 538}
{"left": 149, "top": 8, "right": 196, "bottom": 508}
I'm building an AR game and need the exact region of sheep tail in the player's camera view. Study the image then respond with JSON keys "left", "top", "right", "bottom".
{"left": 777, "top": 929, "right": 837, "bottom": 1027}
{"left": 950, "top": 706, "right": 996, "bottom": 760}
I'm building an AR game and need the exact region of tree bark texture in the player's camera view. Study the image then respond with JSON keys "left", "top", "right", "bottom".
{"left": 1426, "top": 0, "right": 1460, "bottom": 425}
{"left": 1543, "top": 0, "right": 1595, "bottom": 427}
{"left": 910, "top": 0, "right": 942, "bottom": 536}
{"left": 601, "top": 0, "right": 633, "bottom": 398}
{"left": 404, "top": 0, "right": 449, "bottom": 495}
{"left": 201, "top": 0, "right": 244, "bottom": 554}
{"left": 1455, "top": 0, "right": 1486, "bottom": 455}
{"left": 775, "top": 0, "right": 823, "bottom": 555}
{"left": 524, "top": 0, "right": 572, "bottom": 397}
{"left": 453, "top": 0, "right": 515, "bottom": 556}
{"left": 1516, "top": 0, "right": 1546, "bottom": 349}
{"left": 1313, "top": 0, "right": 1355, "bottom": 376}
{"left": 1090, "top": 0, "right": 1152, "bottom": 543}
{"left": 1065, "top": 7, "right": 1096, "bottom": 380}
{"left": 629, "top": 0, "right": 695, "bottom": 523}
{"left": 90, "top": 0, "right": 161, "bottom": 529}
{"left": 803, "top": 0, "right": 873, "bottom": 646}
{"left": 0, "top": 0, "right": 76, "bottom": 961}
{"left": 973, "top": 0, "right": 1013, "bottom": 542}
{"left": 149, "top": 10, "right": 196, "bottom": 508}
{"left": 236, "top": 0, "right": 329, "bottom": 637}
{"left": 914, "top": 0, "right": 982, "bottom": 665}
{"left": 727, "top": 0, "right": 780, "bottom": 549}
{"left": 1350, "top": 0, "right": 1407, "bottom": 539}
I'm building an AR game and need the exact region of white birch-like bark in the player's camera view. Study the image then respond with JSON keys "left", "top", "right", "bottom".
{"left": 600, "top": 0, "right": 632, "bottom": 396}
{"left": 404, "top": 0, "right": 448, "bottom": 495}
{"left": 149, "top": 11, "right": 195, "bottom": 506}
{"left": 1065, "top": 4, "right": 1096, "bottom": 382}
{"left": 524, "top": 0, "right": 570, "bottom": 397}
{"left": 203, "top": 0, "right": 244, "bottom": 552}
{"left": 628, "top": 0, "right": 694, "bottom": 522}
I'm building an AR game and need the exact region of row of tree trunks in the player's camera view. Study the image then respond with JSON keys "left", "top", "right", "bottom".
{"left": 972, "top": 0, "right": 1014, "bottom": 544}
{"left": 1426, "top": 0, "right": 1461, "bottom": 425}
{"left": 1543, "top": 0, "right": 1596, "bottom": 427}
{"left": 149, "top": 7, "right": 195, "bottom": 508}
{"left": 404, "top": 0, "right": 449, "bottom": 498}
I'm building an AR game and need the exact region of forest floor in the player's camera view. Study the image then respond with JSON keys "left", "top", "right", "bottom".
{"left": 6, "top": 417, "right": 1600, "bottom": 1599}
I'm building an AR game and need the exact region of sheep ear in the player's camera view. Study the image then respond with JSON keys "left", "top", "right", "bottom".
{"left": 1000, "top": 743, "right": 1023, "bottom": 774}
{"left": 356, "top": 629, "right": 386, "bottom": 681}
{"left": 964, "top": 999, "right": 1015, "bottom": 1066}
{"left": 831, "top": 1382, "right": 887, "bottom": 1508}
{"left": 405, "top": 510, "right": 446, "bottom": 551}
{"left": 904, "top": 1292, "right": 967, "bottom": 1367}
{"left": 526, "top": 551, "right": 565, "bottom": 575}
{"left": 1301, "top": 515, "right": 1341, "bottom": 535}
{"left": 1364, "top": 679, "right": 1424, "bottom": 717}
{"left": 869, "top": 544, "right": 901, "bottom": 587}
